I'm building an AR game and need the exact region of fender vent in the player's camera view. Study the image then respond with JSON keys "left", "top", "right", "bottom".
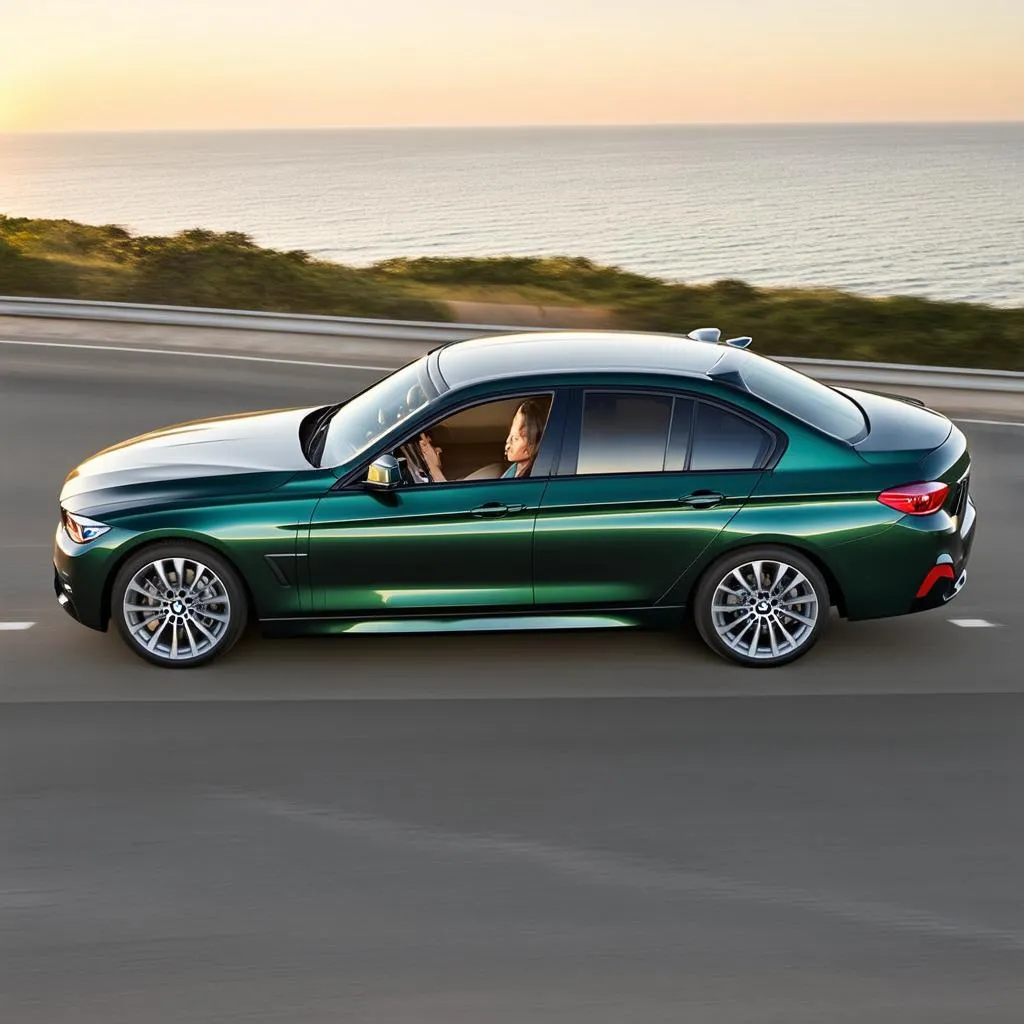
{"left": 264, "top": 553, "right": 306, "bottom": 588}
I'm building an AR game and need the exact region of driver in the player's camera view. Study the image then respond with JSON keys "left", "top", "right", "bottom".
{"left": 417, "top": 400, "right": 547, "bottom": 483}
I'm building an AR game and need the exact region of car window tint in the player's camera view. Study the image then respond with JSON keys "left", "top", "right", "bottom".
{"left": 577, "top": 393, "right": 673, "bottom": 475}
{"left": 690, "top": 403, "right": 771, "bottom": 471}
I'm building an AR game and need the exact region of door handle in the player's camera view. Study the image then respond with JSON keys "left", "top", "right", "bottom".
{"left": 678, "top": 491, "right": 726, "bottom": 509}
{"left": 470, "top": 502, "right": 526, "bottom": 518}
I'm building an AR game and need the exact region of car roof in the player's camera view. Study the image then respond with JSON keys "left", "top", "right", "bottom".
{"left": 435, "top": 331, "right": 728, "bottom": 390}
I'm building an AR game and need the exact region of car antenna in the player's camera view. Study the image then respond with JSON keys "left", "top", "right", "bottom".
{"left": 686, "top": 327, "right": 721, "bottom": 344}
{"left": 686, "top": 327, "right": 753, "bottom": 349}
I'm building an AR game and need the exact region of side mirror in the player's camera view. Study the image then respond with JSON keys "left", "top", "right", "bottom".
{"left": 364, "top": 454, "right": 402, "bottom": 490}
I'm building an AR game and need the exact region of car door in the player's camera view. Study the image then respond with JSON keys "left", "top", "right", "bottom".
{"left": 533, "top": 389, "right": 776, "bottom": 608}
{"left": 307, "top": 390, "right": 566, "bottom": 616}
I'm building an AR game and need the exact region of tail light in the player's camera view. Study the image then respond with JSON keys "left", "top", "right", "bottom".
{"left": 878, "top": 481, "right": 949, "bottom": 516}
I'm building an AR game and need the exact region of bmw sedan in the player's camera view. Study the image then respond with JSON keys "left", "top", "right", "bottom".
{"left": 53, "top": 328, "right": 976, "bottom": 669}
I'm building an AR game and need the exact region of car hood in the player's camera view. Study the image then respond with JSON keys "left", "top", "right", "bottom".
{"left": 61, "top": 406, "right": 317, "bottom": 505}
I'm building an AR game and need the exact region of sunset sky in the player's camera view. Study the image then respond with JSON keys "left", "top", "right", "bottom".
{"left": 3, "top": 0, "right": 1022, "bottom": 132}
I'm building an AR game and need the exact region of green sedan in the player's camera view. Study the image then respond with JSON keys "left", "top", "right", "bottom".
{"left": 53, "top": 328, "right": 976, "bottom": 669}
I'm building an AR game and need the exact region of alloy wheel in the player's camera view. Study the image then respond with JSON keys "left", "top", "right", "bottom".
{"left": 121, "top": 556, "right": 232, "bottom": 663}
{"left": 709, "top": 558, "right": 819, "bottom": 661}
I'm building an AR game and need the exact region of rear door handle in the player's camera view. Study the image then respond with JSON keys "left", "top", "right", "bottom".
{"left": 470, "top": 502, "right": 527, "bottom": 518}
{"left": 678, "top": 491, "right": 726, "bottom": 510}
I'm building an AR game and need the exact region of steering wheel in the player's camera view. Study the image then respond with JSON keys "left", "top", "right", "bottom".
{"left": 398, "top": 440, "right": 430, "bottom": 484}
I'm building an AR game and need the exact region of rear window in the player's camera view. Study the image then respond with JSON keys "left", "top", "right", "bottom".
{"left": 721, "top": 354, "right": 867, "bottom": 443}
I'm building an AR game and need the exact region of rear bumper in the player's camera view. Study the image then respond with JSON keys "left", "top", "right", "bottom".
{"left": 909, "top": 494, "right": 976, "bottom": 613}
{"left": 910, "top": 561, "right": 969, "bottom": 613}
{"left": 837, "top": 495, "right": 977, "bottom": 622}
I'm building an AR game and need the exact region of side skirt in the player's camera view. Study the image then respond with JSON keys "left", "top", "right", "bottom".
{"left": 259, "top": 607, "right": 683, "bottom": 638}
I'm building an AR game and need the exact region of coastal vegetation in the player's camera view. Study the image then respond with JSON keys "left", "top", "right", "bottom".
{"left": 0, "top": 217, "right": 448, "bottom": 322}
{"left": 2, "top": 216, "right": 1022, "bottom": 371}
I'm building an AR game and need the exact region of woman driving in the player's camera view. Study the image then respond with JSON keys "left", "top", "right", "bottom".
{"left": 418, "top": 399, "right": 547, "bottom": 483}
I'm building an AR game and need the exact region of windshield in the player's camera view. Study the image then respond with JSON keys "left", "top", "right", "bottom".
{"left": 718, "top": 352, "right": 867, "bottom": 443}
{"left": 320, "top": 358, "right": 438, "bottom": 466}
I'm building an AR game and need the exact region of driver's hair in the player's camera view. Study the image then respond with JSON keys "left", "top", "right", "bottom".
{"left": 516, "top": 399, "right": 547, "bottom": 457}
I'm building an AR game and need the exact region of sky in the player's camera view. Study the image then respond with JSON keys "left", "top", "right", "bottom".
{"left": 2, "top": 0, "right": 1023, "bottom": 131}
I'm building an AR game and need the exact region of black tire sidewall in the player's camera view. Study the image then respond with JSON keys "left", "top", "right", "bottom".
{"left": 111, "top": 542, "right": 248, "bottom": 669}
{"left": 693, "top": 546, "right": 829, "bottom": 668}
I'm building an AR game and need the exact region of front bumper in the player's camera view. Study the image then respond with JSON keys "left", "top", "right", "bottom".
{"left": 52, "top": 522, "right": 118, "bottom": 632}
{"left": 54, "top": 564, "right": 83, "bottom": 624}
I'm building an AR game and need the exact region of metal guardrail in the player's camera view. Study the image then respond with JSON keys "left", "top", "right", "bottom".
{"left": 0, "top": 296, "right": 508, "bottom": 343}
{"left": 771, "top": 356, "right": 1024, "bottom": 393}
{"left": 2, "top": 296, "right": 1022, "bottom": 394}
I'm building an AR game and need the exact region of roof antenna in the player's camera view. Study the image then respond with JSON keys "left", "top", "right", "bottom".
{"left": 686, "top": 327, "right": 721, "bottom": 344}
{"left": 686, "top": 328, "right": 754, "bottom": 349}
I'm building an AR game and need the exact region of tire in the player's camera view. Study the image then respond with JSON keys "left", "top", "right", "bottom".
{"left": 110, "top": 542, "right": 248, "bottom": 668}
{"left": 693, "top": 546, "right": 829, "bottom": 667}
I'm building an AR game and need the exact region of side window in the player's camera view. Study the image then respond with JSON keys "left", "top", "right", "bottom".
{"left": 690, "top": 402, "right": 772, "bottom": 471}
{"left": 395, "top": 394, "right": 553, "bottom": 484}
{"left": 577, "top": 393, "right": 673, "bottom": 475}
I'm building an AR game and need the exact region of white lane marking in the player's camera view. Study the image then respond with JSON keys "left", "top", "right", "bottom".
{"left": 0, "top": 622, "right": 35, "bottom": 631}
{"left": 955, "top": 418, "right": 1024, "bottom": 428}
{"left": 949, "top": 619, "right": 1002, "bottom": 628}
{"left": 212, "top": 790, "right": 1024, "bottom": 953}
{"left": 0, "top": 338, "right": 397, "bottom": 373}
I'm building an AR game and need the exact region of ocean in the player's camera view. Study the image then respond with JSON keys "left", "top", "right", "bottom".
{"left": 1, "top": 124, "right": 1022, "bottom": 307}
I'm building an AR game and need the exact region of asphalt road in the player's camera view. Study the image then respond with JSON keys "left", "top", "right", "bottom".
{"left": 1, "top": 332, "right": 1023, "bottom": 1022}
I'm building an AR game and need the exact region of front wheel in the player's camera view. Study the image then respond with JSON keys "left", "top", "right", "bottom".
{"left": 111, "top": 543, "right": 248, "bottom": 668}
{"left": 693, "top": 547, "right": 829, "bottom": 667}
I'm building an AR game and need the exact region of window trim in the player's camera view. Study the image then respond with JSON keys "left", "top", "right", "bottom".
{"left": 559, "top": 386, "right": 786, "bottom": 480}
{"left": 668, "top": 397, "right": 695, "bottom": 472}
{"left": 334, "top": 386, "right": 569, "bottom": 491}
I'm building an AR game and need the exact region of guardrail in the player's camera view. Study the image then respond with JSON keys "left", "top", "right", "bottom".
{"left": 2, "top": 295, "right": 1022, "bottom": 394}
{"left": 0, "top": 296, "right": 508, "bottom": 344}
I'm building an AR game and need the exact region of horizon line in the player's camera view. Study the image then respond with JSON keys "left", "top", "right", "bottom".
{"left": 4, "top": 118, "right": 1024, "bottom": 136}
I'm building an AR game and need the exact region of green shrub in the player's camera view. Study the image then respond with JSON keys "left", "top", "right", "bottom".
{"left": 373, "top": 255, "right": 661, "bottom": 301}
{"left": 0, "top": 237, "right": 79, "bottom": 296}
{"left": 0, "top": 215, "right": 134, "bottom": 263}
{"left": 0, "top": 218, "right": 449, "bottom": 322}
{"left": 128, "top": 229, "right": 444, "bottom": 320}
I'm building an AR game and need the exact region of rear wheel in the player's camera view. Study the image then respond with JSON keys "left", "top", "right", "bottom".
{"left": 111, "top": 543, "right": 247, "bottom": 668}
{"left": 693, "top": 547, "right": 829, "bottom": 667}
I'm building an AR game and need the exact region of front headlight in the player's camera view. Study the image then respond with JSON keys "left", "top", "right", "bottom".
{"left": 61, "top": 509, "right": 111, "bottom": 545}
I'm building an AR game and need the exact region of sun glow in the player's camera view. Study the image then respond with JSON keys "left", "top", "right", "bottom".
{"left": 2, "top": 0, "right": 1022, "bottom": 132}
